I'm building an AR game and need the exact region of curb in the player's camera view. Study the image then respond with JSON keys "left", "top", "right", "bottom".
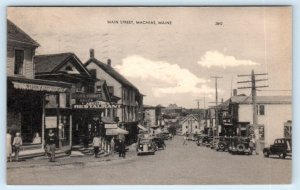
{"left": 7, "top": 153, "right": 137, "bottom": 172}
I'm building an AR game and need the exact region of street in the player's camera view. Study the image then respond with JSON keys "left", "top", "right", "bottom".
{"left": 7, "top": 136, "right": 291, "bottom": 185}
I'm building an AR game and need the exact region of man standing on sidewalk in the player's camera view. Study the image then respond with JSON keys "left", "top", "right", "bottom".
{"left": 46, "top": 130, "right": 58, "bottom": 162}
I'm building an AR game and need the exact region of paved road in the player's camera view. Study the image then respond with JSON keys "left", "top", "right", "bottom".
{"left": 7, "top": 136, "right": 291, "bottom": 185}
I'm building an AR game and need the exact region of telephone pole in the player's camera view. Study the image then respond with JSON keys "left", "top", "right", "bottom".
{"left": 237, "top": 70, "right": 268, "bottom": 155}
{"left": 210, "top": 76, "right": 223, "bottom": 137}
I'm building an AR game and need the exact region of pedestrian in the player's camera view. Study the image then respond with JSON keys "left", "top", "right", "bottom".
{"left": 12, "top": 132, "right": 23, "bottom": 162}
{"left": 45, "top": 129, "right": 58, "bottom": 162}
{"left": 249, "top": 135, "right": 256, "bottom": 155}
{"left": 92, "top": 135, "right": 101, "bottom": 158}
{"left": 118, "top": 139, "right": 126, "bottom": 158}
{"left": 110, "top": 137, "right": 115, "bottom": 157}
{"left": 6, "top": 130, "right": 12, "bottom": 162}
{"left": 183, "top": 132, "right": 188, "bottom": 145}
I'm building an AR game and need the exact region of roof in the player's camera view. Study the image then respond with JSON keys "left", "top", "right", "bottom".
{"left": 229, "top": 95, "right": 292, "bottom": 105}
{"left": 34, "top": 53, "right": 91, "bottom": 77}
{"left": 181, "top": 114, "right": 199, "bottom": 123}
{"left": 7, "top": 19, "right": 40, "bottom": 47}
{"left": 85, "top": 58, "right": 139, "bottom": 92}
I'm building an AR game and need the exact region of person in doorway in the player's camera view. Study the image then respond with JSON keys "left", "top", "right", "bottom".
{"left": 6, "top": 130, "right": 12, "bottom": 162}
{"left": 110, "top": 137, "right": 115, "bottom": 157}
{"left": 45, "top": 130, "right": 58, "bottom": 162}
{"left": 92, "top": 135, "right": 101, "bottom": 158}
{"left": 12, "top": 132, "right": 23, "bottom": 162}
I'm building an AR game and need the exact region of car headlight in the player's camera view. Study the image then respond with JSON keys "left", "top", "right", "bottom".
{"left": 140, "top": 145, "right": 143, "bottom": 148}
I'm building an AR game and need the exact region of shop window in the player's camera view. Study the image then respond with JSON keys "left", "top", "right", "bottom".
{"left": 59, "top": 93, "right": 67, "bottom": 108}
{"left": 45, "top": 94, "right": 58, "bottom": 108}
{"left": 14, "top": 49, "right": 24, "bottom": 75}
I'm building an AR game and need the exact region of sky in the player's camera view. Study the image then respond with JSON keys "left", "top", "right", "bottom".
{"left": 7, "top": 7, "right": 292, "bottom": 108}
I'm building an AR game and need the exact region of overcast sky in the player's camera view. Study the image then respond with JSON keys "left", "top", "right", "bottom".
{"left": 7, "top": 7, "right": 292, "bottom": 108}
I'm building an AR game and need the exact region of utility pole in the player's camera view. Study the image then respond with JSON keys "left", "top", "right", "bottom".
{"left": 210, "top": 76, "right": 223, "bottom": 137}
{"left": 237, "top": 70, "right": 268, "bottom": 155}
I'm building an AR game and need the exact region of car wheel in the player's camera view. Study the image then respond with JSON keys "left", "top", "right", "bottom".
{"left": 279, "top": 153, "right": 286, "bottom": 159}
{"left": 263, "top": 151, "right": 269, "bottom": 157}
{"left": 218, "top": 143, "right": 225, "bottom": 151}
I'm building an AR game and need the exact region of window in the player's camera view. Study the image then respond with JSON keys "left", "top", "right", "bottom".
{"left": 259, "top": 125, "right": 265, "bottom": 141}
{"left": 90, "top": 69, "right": 97, "bottom": 78}
{"left": 257, "top": 105, "right": 265, "bottom": 115}
{"left": 14, "top": 49, "right": 24, "bottom": 75}
{"left": 96, "top": 86, "right": 102, "bottom": 93}
{"left": 108, "top": 86, "right": 114, "bottom": 95}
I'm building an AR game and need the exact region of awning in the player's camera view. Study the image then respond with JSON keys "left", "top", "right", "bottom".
{"left": 106, "top": 127, "right": 129, "bottom": 136}
{"left": 137, "top": 124, "right": 148, "bottom": 131}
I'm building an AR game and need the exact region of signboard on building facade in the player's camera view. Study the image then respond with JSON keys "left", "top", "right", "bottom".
{"left": 12, "top": 81, "right": 68, "bottom": 92}
{"left": 73, "top": 100, "right": 121, "bottom": 109}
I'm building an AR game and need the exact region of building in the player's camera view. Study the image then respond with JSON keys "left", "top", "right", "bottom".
{"left": 180, "top": 114, "right": 201, "bottom": 135}
{"left": 34, "top": 52, "right": 125, "bottom": 150}
{"left": 84, "top": 49, "right": 143, "bottom": 144}
{"left": 224, "top": 95, "right": 292, "bottom": 147}
{"left": 7, "top": 20, "right": 72, "bottom": 157}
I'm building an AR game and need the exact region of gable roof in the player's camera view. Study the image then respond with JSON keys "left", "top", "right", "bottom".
{"left": 34, "top": 53, "right": 91, "bottom": 77}
{"left": 7, "top": 19, "right": 40, "bottom": 47}
{"left": 181, "top": 114, "right": 199, "bottom": 123}
{"left": 85, "top": 57, "right": 139, "bottom": 92}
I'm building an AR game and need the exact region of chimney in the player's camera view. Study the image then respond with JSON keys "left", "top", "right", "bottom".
{"left": 107, "top": 59, "right": 111, "bottom": 66}
{"left": 233, "top": 89, "right": 237, "bottom": 96}
{"left": 90, "top": 49, "right": 94, "bottom": 58}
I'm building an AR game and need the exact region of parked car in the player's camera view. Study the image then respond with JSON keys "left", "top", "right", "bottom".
{"left": 228, "top": 136, "right": 252, "bottom": 155}
{"left": 210, "top": 137, "right": 220, "bottom": 149}
{"left": 196, "top": 135, "right": 213, "bottom": 146}
{"left": 136, "top": 137, "right": 156, "bottom": 156}
{"left": 263, "top": 138, "right": 292, "bottom": 159}
{"left": 153, "top": 136, "right": 166, "bottom": 150}
{"left": 215, "top": 136, "right": 230, "bottom": 151}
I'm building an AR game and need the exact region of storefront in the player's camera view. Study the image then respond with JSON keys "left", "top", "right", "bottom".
{"left": 7, "top": 77, "right": 72, "bottom": 153}
{"left": 72, "top": 98, "right": 122, "bottom": 147}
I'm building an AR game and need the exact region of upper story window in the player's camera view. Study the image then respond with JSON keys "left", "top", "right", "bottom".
{"left": 96, "top": 86, "right": 102, "bottom": 93}
{"left": 257, "top": 105, "right": 265, "bottom": 116}
{"left": 14, "top": 49, "right": 24, "bottom": 75}
{"left": 108, "top": 86, "right": 114, "bottom": 95}
{"left": 89, "top": 69, "right": 97, "bottom": 78}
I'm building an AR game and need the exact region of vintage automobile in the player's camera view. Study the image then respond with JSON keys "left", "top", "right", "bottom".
{"left": 215, "top": 136, "right": 230, "bottom": 151}
{"left": 196, "top": 135, "right": 213, "bottom": 146}
{"left": 210, "top": 137, "right": 220, "bottom": 149}
{"left": 228, "top": 136, "right": 252, "bottom": 155}
{"left": 263, "top": 138, "right": 292, "bottom": 159}
{"left": 136, "top": 137, "right": 156, "bottom": 156}
{"left": 153, "top": 137, "right": 166, "bottom": 150}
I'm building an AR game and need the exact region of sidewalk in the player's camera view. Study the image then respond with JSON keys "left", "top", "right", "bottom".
{"left": 7, "top": 145, "right": 137, "bottom": 171}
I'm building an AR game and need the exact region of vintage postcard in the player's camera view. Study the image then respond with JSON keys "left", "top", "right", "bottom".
{"left": 6, "top": 7, "right": 292, "bottom": 185}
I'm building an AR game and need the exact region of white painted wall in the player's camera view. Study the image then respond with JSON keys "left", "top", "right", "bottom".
{"left": 181, "top": 117, "right": 200, "bottom": 135}
{"left": 238, "top": 104, "right": 292, "bottom": 146}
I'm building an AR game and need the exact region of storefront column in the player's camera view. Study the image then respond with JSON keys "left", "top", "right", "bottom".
{"left": 70, "top": 115, "right": 72, "bottom": 147}
{"left": 42, "top": 94, "right": 45, "bottom": 149}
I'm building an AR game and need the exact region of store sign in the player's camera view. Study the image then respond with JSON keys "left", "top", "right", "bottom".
{"left": 72, "top": 93, "right": 102, "bottom": 100}
{"left": 73, "top": 100, "right": 121, "bottom": 109}
{"left": 12, "top": 81, "right": 68, "bottom": 92}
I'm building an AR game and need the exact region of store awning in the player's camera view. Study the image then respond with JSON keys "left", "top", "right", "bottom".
{"left": 137, "top": 124, "right": 148, "bottom": 131}
{"left": 106, "top": 127, "right": 129, "bottom": 136}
